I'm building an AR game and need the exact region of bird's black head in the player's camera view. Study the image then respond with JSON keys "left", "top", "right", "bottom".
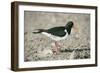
{"left": 65, "top": 21, "right": 74, "bottom": 35}
{"left": 65, "top": 21, "right": 74, "bottom": 28}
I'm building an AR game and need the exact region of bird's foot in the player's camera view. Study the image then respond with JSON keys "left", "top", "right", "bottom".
{"left": 52, "top": 49, "right": 60, "bottom": 55}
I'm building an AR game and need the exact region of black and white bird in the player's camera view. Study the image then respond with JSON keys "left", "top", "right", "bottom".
{"left": 33, "top": 21, "right": 74, "bottom": 54}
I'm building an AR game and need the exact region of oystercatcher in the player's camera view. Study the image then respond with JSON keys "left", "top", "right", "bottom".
{"left": 33, "top": 21, "right": 74, "bottom": 54}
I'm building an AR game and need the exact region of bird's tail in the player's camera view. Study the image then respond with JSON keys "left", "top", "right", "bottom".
{"left": 32, "top": 29, "right": 45, "bottom": 34}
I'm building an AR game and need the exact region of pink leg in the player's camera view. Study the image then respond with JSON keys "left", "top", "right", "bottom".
{"left": 51, "top": 41, "right": 61, "bottom": 54}
{"left": 51, "top": 43, "right": 58, "bottom": 54}
{"left": 55, "top": 41, "right": 61, "bottom": 50}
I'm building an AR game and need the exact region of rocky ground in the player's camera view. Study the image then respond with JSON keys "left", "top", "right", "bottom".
{"left": 24, "top": 32, "right": 90, "bottom": 62}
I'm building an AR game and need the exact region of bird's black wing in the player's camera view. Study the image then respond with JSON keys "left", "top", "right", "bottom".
{"left": 46, "top": 27, "right": 66, "bottom": 37}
